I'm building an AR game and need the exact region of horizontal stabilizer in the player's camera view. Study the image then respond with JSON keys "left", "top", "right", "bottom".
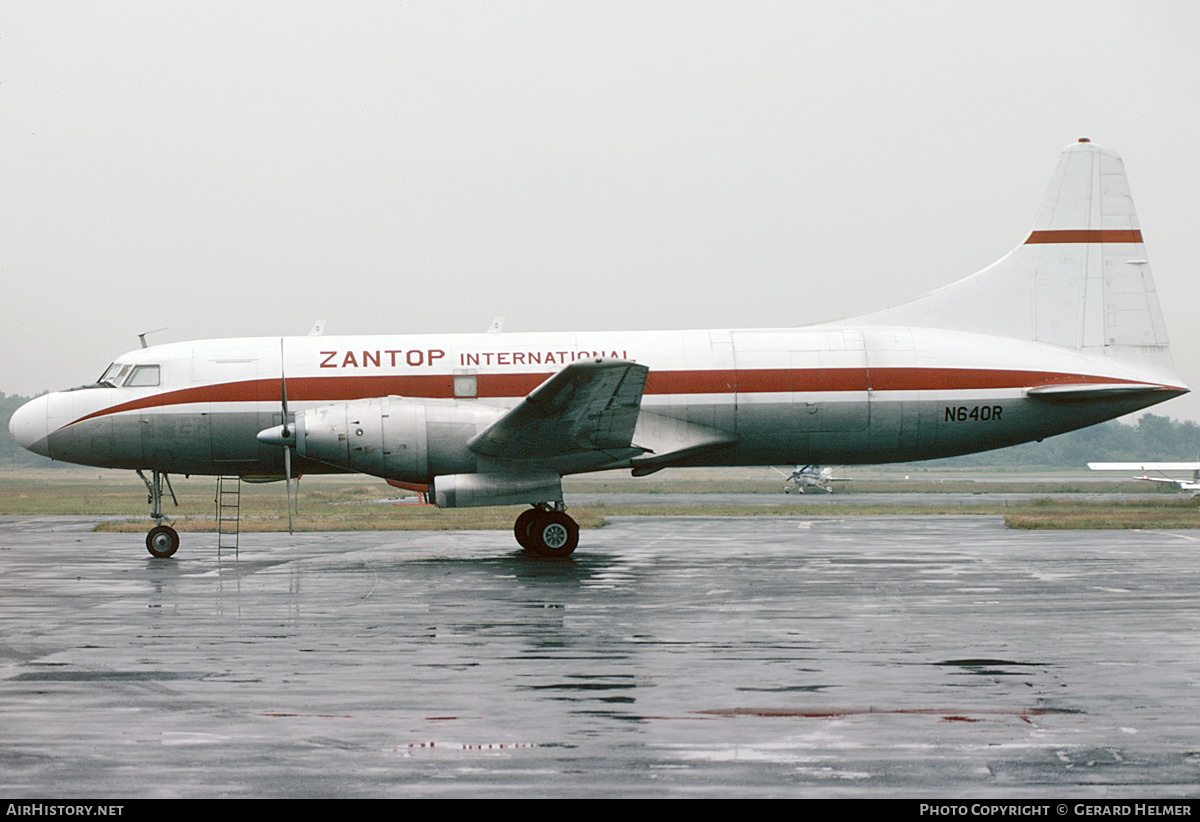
{"left": 1026, "top": 383, "right": 1175, "bottom": 399}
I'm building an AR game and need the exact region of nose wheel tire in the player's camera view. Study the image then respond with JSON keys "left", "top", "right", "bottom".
{"left": 146, "top": 524, "right": 180, "bottom": 558}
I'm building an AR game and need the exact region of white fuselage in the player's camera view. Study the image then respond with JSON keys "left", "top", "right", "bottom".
{"left": 11, "top": 323, "right": 1184, "bottom": 484}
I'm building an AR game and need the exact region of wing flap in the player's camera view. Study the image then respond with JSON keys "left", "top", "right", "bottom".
{"left": 628, "top": 410, "right": 738, "bottom": 475}
{"left": 468, "top": 358, "right": 650, "bottom": 459}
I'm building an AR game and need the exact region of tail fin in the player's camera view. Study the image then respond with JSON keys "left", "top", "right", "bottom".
{"left": 847, "top": 139, "right": 1176, "bottom": 375}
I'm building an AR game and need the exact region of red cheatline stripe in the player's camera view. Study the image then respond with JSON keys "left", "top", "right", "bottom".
{"left": 63, "top": 367, "right": 1170, "bottom": 429}
{"left": 1025, "top": 229, "right": 1143, "bottom": 244}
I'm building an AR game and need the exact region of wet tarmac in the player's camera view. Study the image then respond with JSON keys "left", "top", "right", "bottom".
{"left": 1, "top": 512, "right": 1198, "bottom": 798}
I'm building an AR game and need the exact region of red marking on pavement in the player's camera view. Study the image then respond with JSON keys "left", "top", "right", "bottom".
{"left": 634, "top": 707, "right": 1075, "bottom": 721}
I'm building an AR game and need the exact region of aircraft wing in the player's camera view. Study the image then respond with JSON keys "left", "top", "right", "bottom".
{"left": 1088, "top": 462, "right": 1200, "bottom": 472}
{"left": 1088, "top": 462, "right": 1200, "bottom": 491}
{"left": 467, "top": 358, "right": 650, "bottom": 459}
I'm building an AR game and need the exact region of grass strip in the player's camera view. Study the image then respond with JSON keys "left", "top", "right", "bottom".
{"left": 5, "top": 472, "right": 1198, "bottom": 531}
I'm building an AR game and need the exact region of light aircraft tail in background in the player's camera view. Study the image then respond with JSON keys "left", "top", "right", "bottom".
{"left": 9, "top": 139, "right": 1187, "bottom": 557}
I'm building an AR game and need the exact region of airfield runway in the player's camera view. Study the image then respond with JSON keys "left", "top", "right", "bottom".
{"left": 1, "top": 511, "right": 1198, "bottom": 798}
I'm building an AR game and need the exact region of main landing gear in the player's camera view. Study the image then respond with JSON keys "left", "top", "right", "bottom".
{"left": 138, "top": 469, "right": 180, "bottom": 558}
{"left": 514, "top": 504, "right": 579, "bottom": 558}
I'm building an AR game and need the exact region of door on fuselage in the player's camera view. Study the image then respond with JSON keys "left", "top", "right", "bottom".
{"left": 202, "top": 355, "right": 271, "bottom": 471}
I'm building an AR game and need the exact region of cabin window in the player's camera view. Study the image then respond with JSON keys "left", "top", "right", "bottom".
{"left": 453, "top": 374, "right": 477, "bottom": 398}
{"left": 124, "top": 364, "right": 161, "bottom": 387}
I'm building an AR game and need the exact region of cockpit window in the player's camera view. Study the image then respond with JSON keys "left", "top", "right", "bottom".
{"left": 124, "top": 364, "right": 161, "bottom": 387}
{"left": 97, "top": 363, "right": 133, "bottom": 388}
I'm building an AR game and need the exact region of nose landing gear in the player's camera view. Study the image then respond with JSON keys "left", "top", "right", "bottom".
{"left": 138, "top": 469, "right": 180, "bottom": 557}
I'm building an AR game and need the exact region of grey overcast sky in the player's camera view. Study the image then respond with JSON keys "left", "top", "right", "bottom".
{"left": 4, "top": 2, "right": 1200, "bottom": 419}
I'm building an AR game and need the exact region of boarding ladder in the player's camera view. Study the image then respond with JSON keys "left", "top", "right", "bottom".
{"left": 215, "top": 476, "right": 241, "bottom": 558}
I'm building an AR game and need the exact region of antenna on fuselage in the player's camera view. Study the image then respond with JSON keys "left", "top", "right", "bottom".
{"left": 137, "top": 327, "right": 168, "bottom": 349}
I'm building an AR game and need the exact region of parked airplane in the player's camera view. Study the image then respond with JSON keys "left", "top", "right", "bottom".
{"left": 1087, "top": 462, "right": 1200, "bottom": 491}
{"left": 8, "top": 139, "right": 1187, "bottom": 558}
{"left": 772, "top": 465, "right": 846, "bottom": 494}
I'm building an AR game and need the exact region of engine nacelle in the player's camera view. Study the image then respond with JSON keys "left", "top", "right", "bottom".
{"left": 433, "top": 472, "right": 563, "bottom": 509}
{"left": 291, "top": 396, "right": 505, "bottom": 484}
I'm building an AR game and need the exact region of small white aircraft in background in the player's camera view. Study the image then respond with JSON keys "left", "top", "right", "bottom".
{"left": 773, "top": 465, "right": 847, "bottom": 494}
{"left": 9, "top": 139, "right": 1188, "bottom": 558}
{"left": 1087, "top": 462, "right": 1200, "bottom": 491}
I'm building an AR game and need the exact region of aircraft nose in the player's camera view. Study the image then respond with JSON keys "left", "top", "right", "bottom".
{"left": 9, "top": 394, "right": 52, "bottom": 457}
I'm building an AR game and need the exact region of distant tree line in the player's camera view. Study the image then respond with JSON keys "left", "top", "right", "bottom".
{"left": 906, "top": 414, "right": 1200, "bottom": 468}
{"left": 2, "top": 390, "right": 1198, "bottom": 471}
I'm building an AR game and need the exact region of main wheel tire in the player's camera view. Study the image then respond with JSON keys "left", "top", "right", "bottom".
{"left": 146, "top": 524, "right": 180, "bottom": 558}
{"left": 514, "top": 508, "right": 542, "bottom": 550}
{"left": 526, "top": 511, "right": 579, "bottom": 558}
